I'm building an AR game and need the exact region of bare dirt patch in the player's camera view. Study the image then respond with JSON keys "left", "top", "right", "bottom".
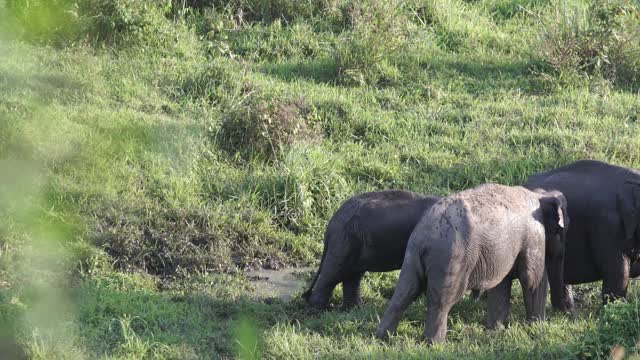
{"left": 246, "top": 267, "right": 313, "bottom": 301}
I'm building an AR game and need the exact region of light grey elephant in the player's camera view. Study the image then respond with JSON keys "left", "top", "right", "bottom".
{"left": 376, "top": 184, "right": 569, "bottom": 344}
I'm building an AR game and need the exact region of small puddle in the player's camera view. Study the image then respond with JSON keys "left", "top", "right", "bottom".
{"left": 246, "top": 267, "right": 314, "bottom": 302}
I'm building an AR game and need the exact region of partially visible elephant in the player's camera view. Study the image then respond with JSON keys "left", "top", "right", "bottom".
{"left": 376, "top": 184, "right": 568, "bottom": 344}
{"left": 525, "top": 160, "right": 640, "bottom": 310}
{"left": 302, "top": 190, "right": 441, "bottom": 309}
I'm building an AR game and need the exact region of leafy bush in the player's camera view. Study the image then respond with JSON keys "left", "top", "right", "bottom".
{"left": 540, "top": 0, "right": 640, "bottom": 89}
{"left": 332, "top": 0, "right": 408, "bottom": 86}
{"left": 216, "top": 94, "right": 322, "bottom": 161}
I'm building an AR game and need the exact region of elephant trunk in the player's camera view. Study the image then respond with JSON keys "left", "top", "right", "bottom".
{"left": 548, "top": 254, "right": 572, "bottom": 312}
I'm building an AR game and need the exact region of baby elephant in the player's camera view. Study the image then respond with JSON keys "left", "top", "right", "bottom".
{"left": 302, "top": 190, "right": 440, "bottom": 308}
{"left": 376, "top": 184, "right": 568, "bottom": 344}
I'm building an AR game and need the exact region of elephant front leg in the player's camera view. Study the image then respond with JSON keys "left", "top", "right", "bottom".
{"left": 342, "top": 272, "right": 365, "bottom": 309}
{"left": 487, "top": 277, "right": 513, "bottom": 329}
{"left": 601, "top": 252, "right": 630, "bottom": 304}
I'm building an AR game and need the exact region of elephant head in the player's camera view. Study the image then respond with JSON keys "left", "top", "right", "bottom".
{"left": 538, "top": 191, "right": 569, "bottom": 310}
{"left": 538, "top": 191, "right": 569, "bottom": 256}
{"left": 616, "top": 179, "right": 640, "bottom": 260}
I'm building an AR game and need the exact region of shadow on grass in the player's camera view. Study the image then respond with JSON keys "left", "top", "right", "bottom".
{"left": 260, "top": 59, "right": 338, "bottom": 85}
{"left": 0, "top": 70, "right": 91, "bottom": 103}
{"left": 421, "top": 56, "right": 550, "bottom": 96}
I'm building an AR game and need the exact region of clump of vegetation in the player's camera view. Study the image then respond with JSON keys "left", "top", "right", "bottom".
{"left": 540, "top": 0, "right": 640, "bottom": 89}
{"left": 333, "top": 0, "right": 408, "bottom": 85}
{"left": 94, "top": 200, "right": 294, "bottom": 275}
{"left": 579, "top": 299, "right": 640, "bottom": 358}
{"left": 2, "top": 0, "right": 81, "bottom": 44}
{"left": 216, "top": 94, "right": 322, "bottom": 161}
{"left": 174, "top": 0, "right": 321, "bottom": 23}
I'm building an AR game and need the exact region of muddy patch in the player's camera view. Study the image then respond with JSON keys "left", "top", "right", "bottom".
{"left": 246, "top": 267, "right": 313, "bottom": 302}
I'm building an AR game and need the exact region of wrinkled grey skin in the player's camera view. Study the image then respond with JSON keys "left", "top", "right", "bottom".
{"left": 302, "top": 190, "right": 441, "bottom": 309}
{"left": 525, "top": 160, "right": 640, "bottom": 310}
{"left": 376, "top": 184, "right": 568, "bottom": 344}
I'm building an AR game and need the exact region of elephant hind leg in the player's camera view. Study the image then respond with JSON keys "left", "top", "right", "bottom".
{"left": 376, "top": 254, "right": 426, "bottom": 340}
{"left": 424, "top": 294, "right": 454, "bottom": 344}
{"left": 307, "top": 238, "right": 360, "bottom": 308}
{"left": 424, "top": 269, "right": 468, "bottom": 344}
{"left": 601, "top": 253, "right": 630, "bottom": 304}
{"left": 342, "top": 271, "right": 365, "bottom": 309}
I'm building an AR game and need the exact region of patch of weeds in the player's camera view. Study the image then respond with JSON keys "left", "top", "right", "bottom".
{"left": 540, "top": 0, "right": 640, "bottom": 90}
{"left": 486, "top": 0, "right": 550, "bottom": 22}
{"left": 579, "top": 299, "right": 640, "bottom": 358}
{"left": 241, "top": 149, "right": 351, "bottom": 234}
{"left": 216, "top": 93, "right": 323, "bottom": 162}
{"left": 333, "top": 0, "right": 409, "bottom": 86}
{"left": 175, "top": 58, "right": 244, "bottom": 107}
{"left": 228, "top": 20, "right": 327, "bottom": 62}
{"left": 418, "top": 0, "right": 504, "bottom": 53}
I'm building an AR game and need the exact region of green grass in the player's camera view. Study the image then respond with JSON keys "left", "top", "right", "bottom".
{"left": 1, "top": 0, "right": 640, "bottom": 358}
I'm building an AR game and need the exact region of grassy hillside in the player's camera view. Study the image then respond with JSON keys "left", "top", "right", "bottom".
{"left": 1, "top": 0, "right": 640, "bottom": 358}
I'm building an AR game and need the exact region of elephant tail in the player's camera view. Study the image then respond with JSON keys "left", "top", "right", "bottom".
{"left": 302, "top": 232, "right": 329, "bottom": 301}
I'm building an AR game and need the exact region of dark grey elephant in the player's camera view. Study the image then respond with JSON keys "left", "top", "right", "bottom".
{"left": 525, "top": 160, "right": 640, "bottom": 310}
{"left": 376, "top": 184, "right": 568, "bottom": 344}
{"left": 302, "top": 190, "right": 440, "bottom": 309}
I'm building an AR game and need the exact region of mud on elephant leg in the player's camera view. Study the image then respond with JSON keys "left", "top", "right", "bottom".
{"left": 601, "top": 253, "right": 630, "bottom": 304}
{"left": 342, "top": 272, "right": 365, "bottom": 309}
{"left": 487, "top": 277, "right": 513, "bottom": 329}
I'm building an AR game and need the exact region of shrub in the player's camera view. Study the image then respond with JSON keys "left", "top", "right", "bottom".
{"left": 216, "top": 94, "right": 322, "bottom": 161}
{"left": 540, "top": 0, "right": 640, "bottom": 89}
{"left": 332, "top": 0, "right": 408, "bottom": 86}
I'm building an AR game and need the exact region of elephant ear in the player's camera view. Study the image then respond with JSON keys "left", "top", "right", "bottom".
{"left": 541, "top": 195, "right": 566, "bottom": 233}
{"left": 617, "top": 180, "right": 640, "bottom": 241}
